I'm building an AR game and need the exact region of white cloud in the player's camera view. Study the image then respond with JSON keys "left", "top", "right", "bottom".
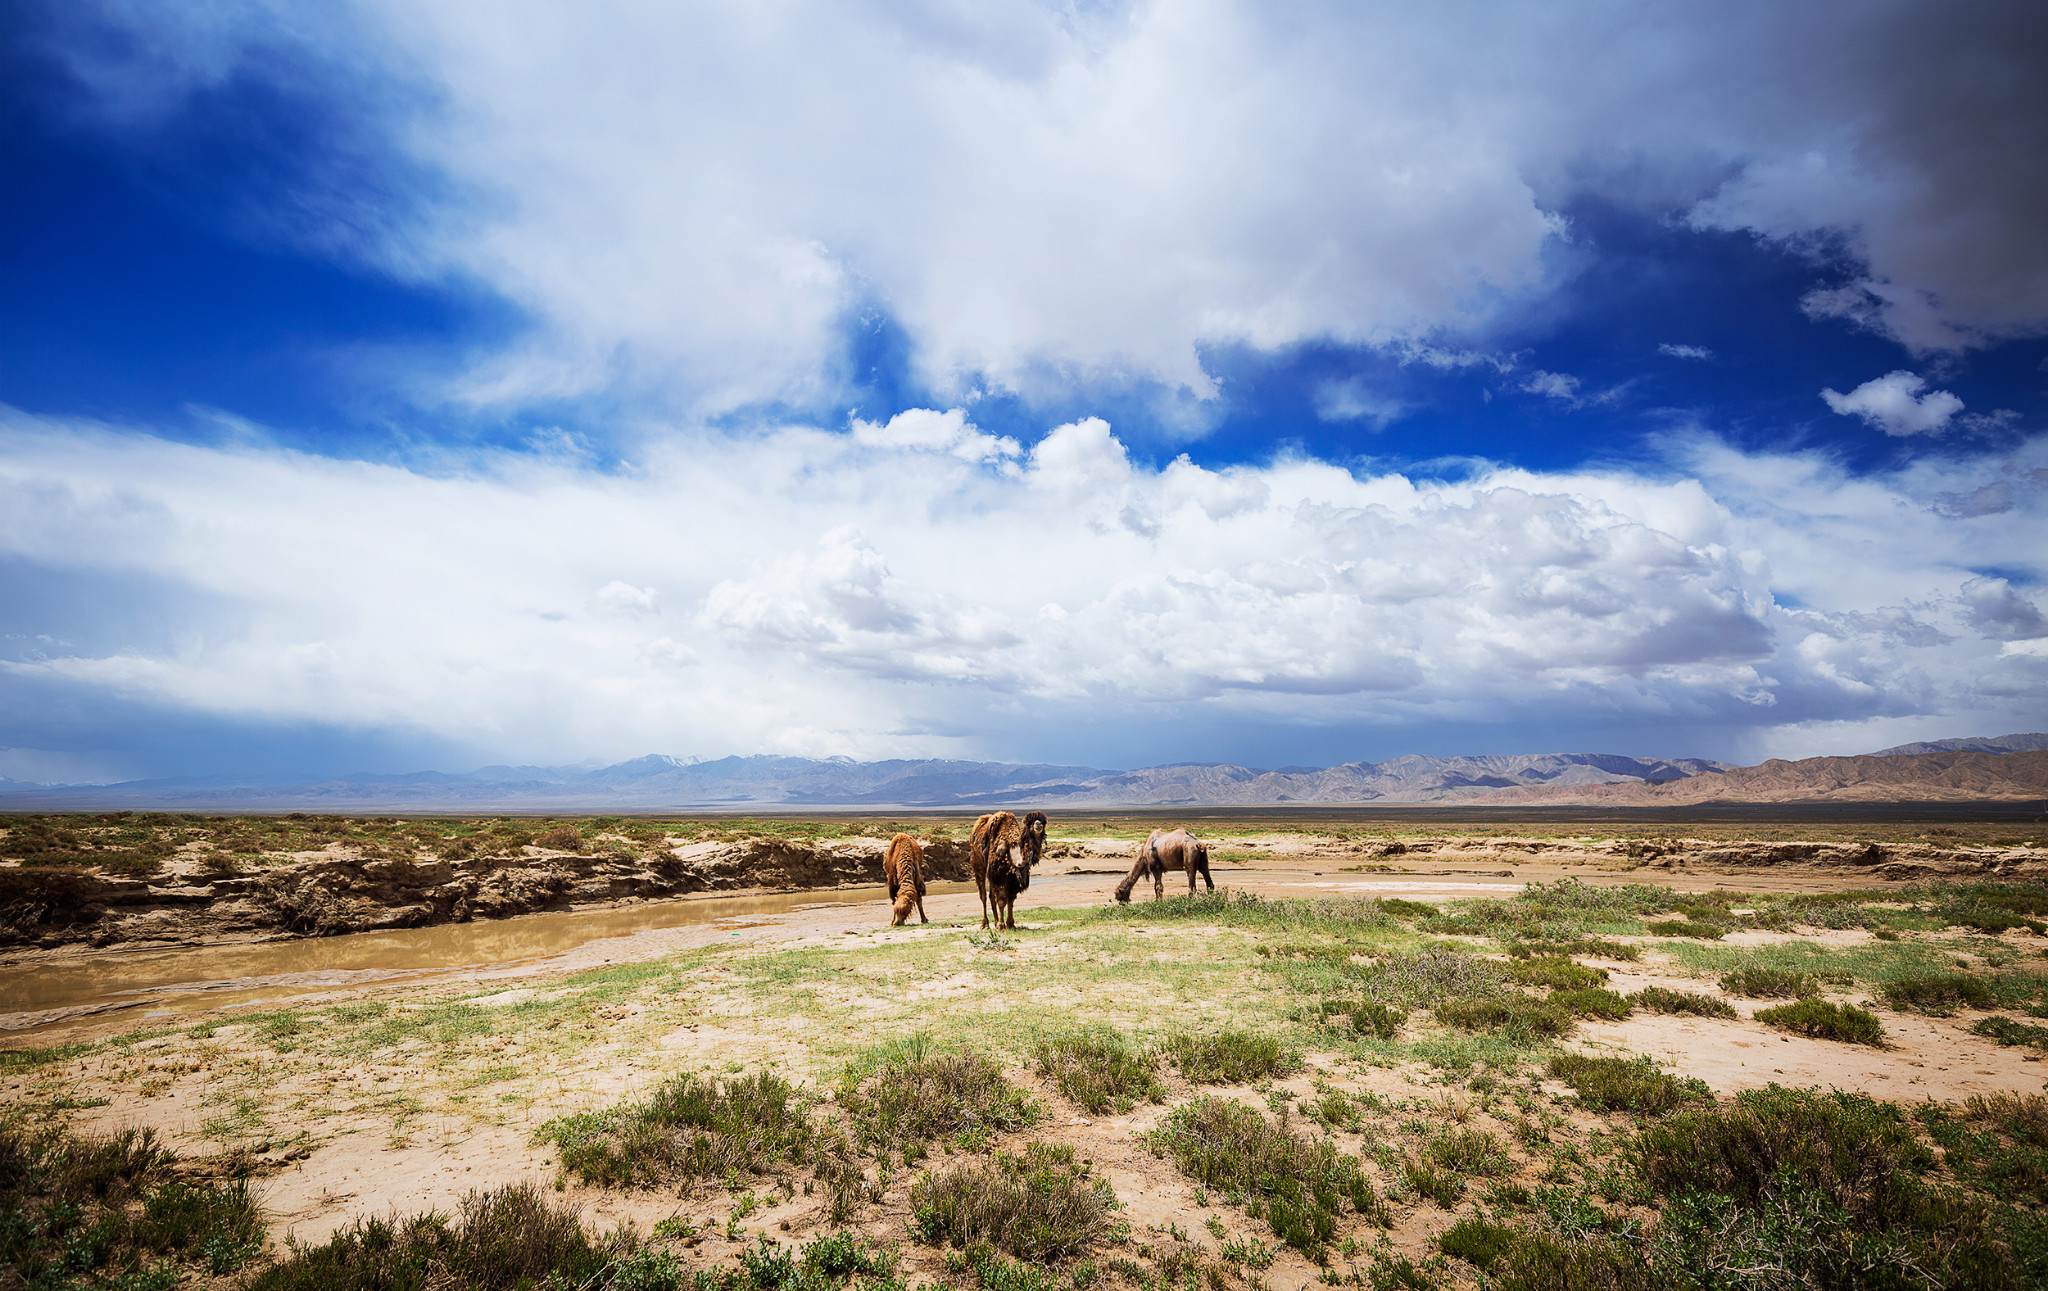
{"left": 849, "top": 408, "right": 1020, "bottom": 463}
{"left": 1, "top": 409, "right": 2042, "bottom": 766}
{"left": 1312, "top": 379, "right": 1405, "bottom": 427}
{"left": 50, "top": 1, "right": 2047, "bottom": 412}
{"left": 1822, "top": 370, "right": 1964, "bottom": 436}
{"left": 1522, "top": 370, "right": 1580, "bottom": 400}
{"left": 1657, "top": 343, "right": 1713, "bottom": 361}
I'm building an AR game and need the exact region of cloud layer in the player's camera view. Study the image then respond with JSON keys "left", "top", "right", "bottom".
{"left": 3, "top": 410, "right": 2042, "bottom": 777}
{"left": 50, "top": 0, "right": 2048, "bottom": 414}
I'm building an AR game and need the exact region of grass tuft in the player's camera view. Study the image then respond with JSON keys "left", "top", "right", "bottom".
{"left": 1032, "top": 1033, "right": 1164, "bottom": 1114}
{"left": 1550, "top": 987, "right": 1632, "bottom": 1020}
{"left": 1148, "top": 1096, "right": 1382, "bottom": 1263}
{"left": 1435, "top": 995, "right": 1572, "bottom": 1037}
{"left": 1879, "top": 972, "right": 1995, "bottom": 1014}
{"left": 1625, "top": 987, "right": 1737, "bottom": 1018}
{"left": 842, "top": 1049, "right": 1040, "bottom": 1154}
{"left": 909, "top": 1140, "right": 1117, "bottom": 1262}
{"left": 1717, "top": 966, "right": 1818, "bottom": 998}
{"left": 1501, "top": 957, "right": 1607, "bottom": 990}
{"left": 1159, "top": 1030, "right": 1302, "bottom": 1084}
{"left": 541, "top": 1069, "right": 814, "bottom": 1188}
{"left": 1547, "top": 1054, "right": 1709, "bottom": 1115}
{"left": 1753, "top": 1000, "right": 1887, "bottom": 1047}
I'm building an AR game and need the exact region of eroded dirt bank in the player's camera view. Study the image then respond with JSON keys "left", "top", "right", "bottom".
{"left": 4, "top": 827, "right": 2039, "bottom": 957}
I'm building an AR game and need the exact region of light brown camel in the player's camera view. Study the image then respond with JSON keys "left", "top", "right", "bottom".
{"left": 883, "top": 832, "right": 927, "bottom": 927}
{"left": 969, "top": 809, "right": 1047, "bottom": 930}
{"left": 1113, "top": 827, "right": 1214, "bottom": 902}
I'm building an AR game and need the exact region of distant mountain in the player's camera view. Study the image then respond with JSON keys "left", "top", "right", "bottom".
{"left": 1486, "top": 749, "right": 2048, "bottom": 806}
{"left": 1868, "top": 733, "right": 2048, "bottom": 756}
{"left": 0, "top": 750, "right": 1726, "bottom": 811}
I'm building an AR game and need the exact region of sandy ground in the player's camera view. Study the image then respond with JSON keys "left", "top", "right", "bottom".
{"left": 7, "top": 839, "right": 2046, "bottom": 1288}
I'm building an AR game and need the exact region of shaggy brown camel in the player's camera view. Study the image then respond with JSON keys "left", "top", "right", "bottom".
{"left": 884, "top": 832, "right": 927, "bottom": 927}
{"left": 1113, "top": 827, "right": 1214, "bottom": 902}
{"left": 969, "top": 810, "right": 1047, "bottom": 930}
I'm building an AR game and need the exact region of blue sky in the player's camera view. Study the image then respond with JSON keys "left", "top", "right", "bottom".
{"left": 2, "top": 0, "right": 2045, "bottom": 783}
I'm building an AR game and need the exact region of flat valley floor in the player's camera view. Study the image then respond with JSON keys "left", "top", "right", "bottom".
{"left": 6, "top": 813, "right": 2048, "bottom": 1290}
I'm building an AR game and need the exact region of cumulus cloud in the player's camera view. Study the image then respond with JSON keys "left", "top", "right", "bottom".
{"left": 1822, "top": 371, "right": 1964, "bottom": 436}
{"left": 1, "top": 409, "right": 2042, "bottom": 772}
{"left": 41, "top": 0, "right": 2048, "bottom": 414}
{"left": 849, "top": 408, "right": 1020, "bottom": 463}
{"left": 1522, "top": 371, "right": 1580, "bottom": 400}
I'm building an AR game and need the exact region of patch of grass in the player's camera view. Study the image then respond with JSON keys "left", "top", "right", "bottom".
{"left": 1753, "top": 999, "right": 1887, "bottom": 1046}
{"left": 1308, "top": 999, "right": 1406, "bottom": 1040}
{"left": 1436, "top": 1217, "right": 1515, "bottom": 1272}
{"left": 1159, "top": 1030, "right": 1302, "bottom": 1084}
{"left": 1880, "top": 972, "right": 1995, "bottom": 1014}
{"left": 1376, "top": 898, "right": 1440, "bottom": 919}
{"left": 842, "top": 1049, "right": 1040, "bottom": 1153}
{"left": 540, "top": 1069, "right": 815, "bottom": 1188}
{"left": 1435, "top": 996, "right": 1571, "bottom": 1038}
{"left": 1971, "top": 1016, "right": 2048, "bottom": 1048}
{"left": 1032, "top": 1033, "right": 1164, "bottom": 1115}
{"left": 1402, "top": 1157, "right": 1465, "bottom": 1208}
{"left": 1507, "top": 937, "right": 1643, "bottom": 962}
{"left": 1550, "top": 988, "right": 1631, "bottom": 1020}
{"left": 0, "top": 1124, "right": 262, "bottom": 1286}
{"left": 1624, "top": 987, "right": 1736, "bottom": 1018}
{"left": 0, "top": 1042, "right": 90, "bottom": 1071}
{"left": 1425, "top": 1128, "right": 1511, "bottom": 1177}
{"left": 1717, "top": 966, "right": 1818, "bottom": 998}
{"left": 909, "top": 1140, "right": 1118, "bottom": 1262}
{"left": 1501, "top": 957, "right": 1607, "bottom": 990}
{"left": 1645, "top": 919, "right": 1726, "bottom": 939}
{"left": 1547, "top": 1055, "right": 1709, "bottom": 1116}
{"left": 1636, "top": 1085, "right": 2028, "bottom": 1287}
{"left": 1148, "top": 1095, "right": 1383, "bottom": 1262}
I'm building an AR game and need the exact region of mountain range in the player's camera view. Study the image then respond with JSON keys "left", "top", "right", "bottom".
{"left": 0, "top": 734, "right": 2041, "bottom": 810}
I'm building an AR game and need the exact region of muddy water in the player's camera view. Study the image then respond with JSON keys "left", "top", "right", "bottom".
{"left": 0, "top": 883, "right": 978, "bottom": 1028}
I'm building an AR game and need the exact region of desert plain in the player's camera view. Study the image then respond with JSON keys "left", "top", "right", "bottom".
{"left": 5, "top": 806, "right": 2048, "bottom": 1290}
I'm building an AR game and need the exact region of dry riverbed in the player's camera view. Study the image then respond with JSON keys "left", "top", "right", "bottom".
{"left": 6, "top": 818, "right": 2048, "bottom": 1289}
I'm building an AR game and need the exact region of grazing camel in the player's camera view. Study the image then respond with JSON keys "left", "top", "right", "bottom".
{"left": 970, "top": 810, "right": 1047, "bottom": 930}
{"left": 1113, "top": 827, "right": 1214, "bottom": 902}
{"left": 884, "top": 832, "right": 927, "bottom": 927}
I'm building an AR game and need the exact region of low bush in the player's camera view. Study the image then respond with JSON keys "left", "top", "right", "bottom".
{"left": 1547, "top": 1054, "right": 1709, "bottom": 1116}
{"left": 1880, "top": 972, "right": 1995, "bottom": 1014}
{"left": 1971, "top": 1016, "right": 2048, "bottom": 1048}
{"left": 1426, "top": 1128, "right": 1512, "bottom": 1177}
{"left": 1436, "top": 1216, "right": 1515, "bottom": 1271}
{"left": 1717, "top": 966, "right": 1818, "bottom": 998}
{"left": 1376, "top": 898, "right": 1440, "bottom": 919}
{"left": 1754, "top": 1000, "right": 1886, "bottom": 1046}
{"left": 1645, "top": 919, "right": 1726, "bottom": 940}
{"left": 1551, "top": 987, "right": 1632, "bottom": 1020}
{"left": 909, "top": 1141, "right": 1117, "bottom": 1262}
{"left": 842, "top": 1050, "right": 1039, "bottom": 1152}
{"left": 541, "top": 1070, "right": 817, "bottom": 1187}
{"left": 1508, "top": 936, "right": 1643, "bottom": 963}
{"left": 1149, "top": 1096, "right": 1383, "bottom": 1262}
{"left": 1402, "top": 1157, "right": 1465, "bottom": 1208}
{"left": 1436, "top": 996, "right": 1572, "bottom": 1037}
{"left": 1625, "top": 987, "right": 1736, "bottom": 1018}
{"left": 1309, "top": 999, "right": 1406, "bottom": 1039}
{"left": 1502, "top": 957, "right": 1607, "bottom": 990}
{"left": 1159, "top": 1030, "right": 1302, "bottom": 1084}
{"left": 1032, "top": 1033, "right": 1164, "bottom": 1114}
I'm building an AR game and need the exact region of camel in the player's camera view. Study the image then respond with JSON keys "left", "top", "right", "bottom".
{"left": 884, "top": 833, "right": 927, "bottom": 927}
{"left": 1113, "top": 827, "right": 1214, "bottom": 902}
{"left": 969, "top": 810, "right": 1047, "bottom": 930}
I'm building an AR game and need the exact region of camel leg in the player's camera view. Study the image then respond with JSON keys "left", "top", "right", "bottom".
{"left": 915, "top": 892, "right": 928, "bottom": 924}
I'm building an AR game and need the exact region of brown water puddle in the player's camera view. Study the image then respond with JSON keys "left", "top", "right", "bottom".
{"left": 0, "top": 883, "right": 980, "bottom": 1029}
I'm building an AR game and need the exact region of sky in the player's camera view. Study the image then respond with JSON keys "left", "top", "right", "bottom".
{"left": 2, "top": 0, "right": 2045, "bottom": 784}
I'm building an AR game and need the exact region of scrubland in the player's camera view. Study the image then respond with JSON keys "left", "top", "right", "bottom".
{"left": 5, "top": 813, "right": 2048, "bottom": 1289}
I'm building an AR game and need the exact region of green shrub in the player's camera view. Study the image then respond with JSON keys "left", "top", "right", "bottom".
{"left": 252, "top": 1184, "right": 604, "bottom": 1291}
{"left": 1437, "top": 1217, "right": 1515, "bottom": 1271}
{"left": 1547, "top": 1055, "right": 1709, "bottom": 1116}
{"left": 541, "top": 1070, "right": 816, "bottom": 1187}
{"left": 1970, "top": 1016, "right": 2048, "bottom": 1048}
{"left": 1033, "top": 1034, "right": 1163, "bottom": 1114}
{"left": 1551, "top": 988, "right": 1632, "bottom": 1020}
{"left": 1880, "top": 972, "right": 1995, "bottom": 1014}
{"left": 1508, "top": 937, "right": 1643, "bottom": 962}
{"left": 910, "top": 1141, "right": 1117, "bottom": 1262}
{"left": 1402, "top": 1158, "right": 1465, "bottom": 1208}
{"left": 1625, "top": 987, "right": 1736, "bottom": 1018}
{"left": 1426, "top": 1128, "right": 1511, "bottom": 1176}
{"left": 1309, "top": 999, "right": 1406, "bottom": 1039}
{"left": 1754, "top": 1000, "right": 1886, "bottom": 1046}
{"left": 842, "top": 1050, "right": 1039, "bottom": 1152}
{"left": 1376, "top": 898, "right": 1440, "bottom": 919}
{"left": 1148, "top": 1096, "right": 1382, "bottom": 1262}
{"left": 1436, "top": 996, "right": 1572, "bottom": 1037}
{"left": 1645, "top": 919, "right": 1726, "bottom": 940}
{"left": 1159, "top": 1030, "right": 1302, "bottom": 1084}
{"left": 1502, "top": 957, "right": 1607, "bottom": 990}
{"left": 1717, "top": 967, "right": 1817, "bottom": 998}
